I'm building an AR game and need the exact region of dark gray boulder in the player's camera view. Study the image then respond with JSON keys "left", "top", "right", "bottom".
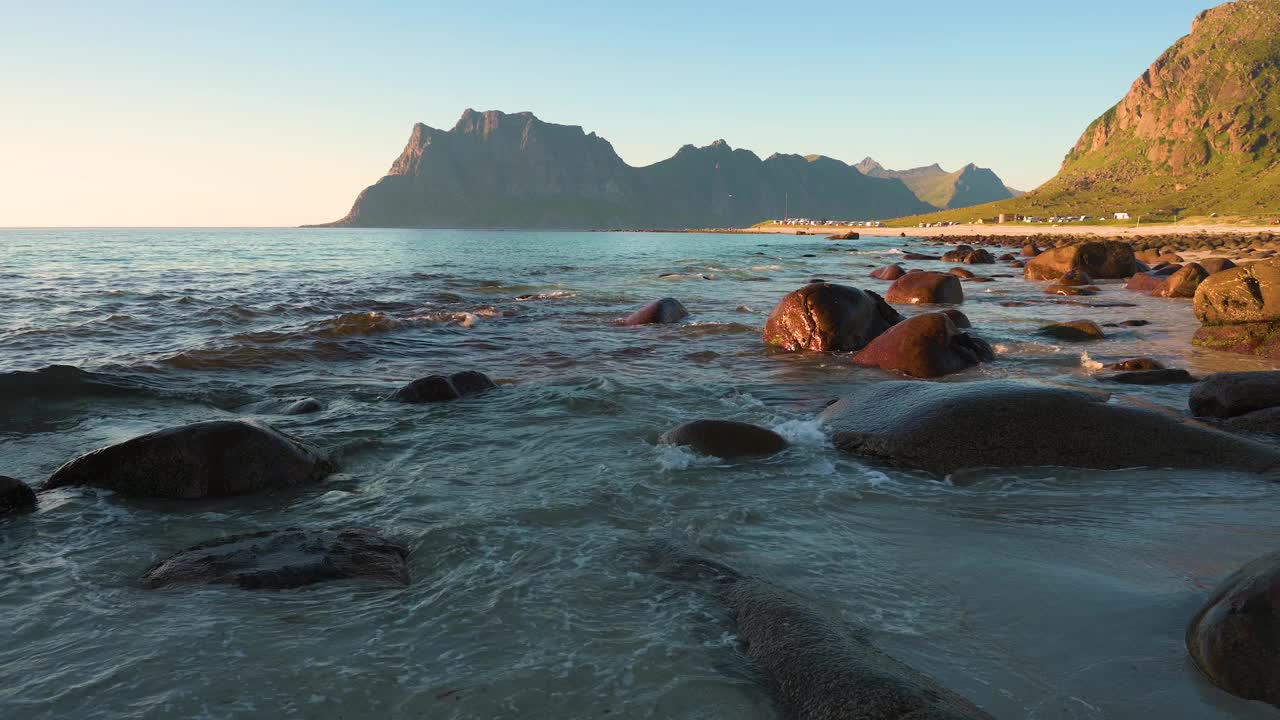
{"left": 622, "top": 298, "right": 689, "bottom": 325}
{"left": 44, "top": 420, "right": 335, "bottom": 499}
{"left": 143, "top": 527, "right": 409, "bottom": 590}
{"left": 659, "top": 420, "right": 788, "bottom": 458}
{"left": 1190, "top": 372, "right": 1280, "bottom": 419}
{"left": 0, "top": 476, "right": 36, "bottom": 514}
{"left": 390, "top": 370, "right": 496, "bottom": 403}
{"left": 282, "top": 398, "right": 323, "bottom": 415}
{"left": 819, "top": 380, "right": 1280, "bottom": 475}
{"left": 648, "top": 541, "right": 992, "bottom": 719}
{"left": 1101, "top": 369, "right": 1195, "bottom": 385}
{"left": 1187, "top": 549, "right": 1280, "bottom": 708}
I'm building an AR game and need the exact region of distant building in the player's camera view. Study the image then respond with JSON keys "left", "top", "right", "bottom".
{"left": 1114, "top": 212, "right": 1131, "bottom": 220}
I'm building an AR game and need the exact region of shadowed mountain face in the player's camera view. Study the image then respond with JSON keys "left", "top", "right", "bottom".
{"left": 317, "top": 110, "right": 935, "bottom": 229}
{"left": 856, "top": 158, "right": 1015, "bottom": 209}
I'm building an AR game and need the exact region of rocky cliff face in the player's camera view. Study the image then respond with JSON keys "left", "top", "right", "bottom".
{"left": 857, "top": 158, "right": 1015, "bottom": 210}
{"left": 1038, "top": 0, "right": 1280, "bottom": 214}
{"left": 319, "top": 110, "right": 936, "bottom": 229}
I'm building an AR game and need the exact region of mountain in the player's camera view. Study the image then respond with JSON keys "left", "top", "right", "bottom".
{"left": 894, "top": 0, "right": 1280, "bottom": 223}
{"left": 316, "top": 109, "right": 935, "bottom": 229}
{"left": 856, "top": 158, "right": 1016, "bottom": 209}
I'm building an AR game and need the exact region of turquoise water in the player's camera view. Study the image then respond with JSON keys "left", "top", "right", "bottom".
{"left": 2, "top": 228, "right": 1279, "bottom": 719}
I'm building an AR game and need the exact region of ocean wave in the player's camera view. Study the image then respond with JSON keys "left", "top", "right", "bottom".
{"left": 515, "top": 291, "right": 577, "bottom": 301}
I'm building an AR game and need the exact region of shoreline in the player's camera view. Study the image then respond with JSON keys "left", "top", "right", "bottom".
{"left": 676, "top": 223, "right": 1280, "bottom": 239}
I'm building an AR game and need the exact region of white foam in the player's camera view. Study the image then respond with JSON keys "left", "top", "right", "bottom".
{"left": 655, "top": 444, "right": 722, "bottom": 471}
{"left": 771, "top": 418, "right": 829, "bottom": 447}
{"left": 1080, "top": 352, "right": 1104, "bottom": 371}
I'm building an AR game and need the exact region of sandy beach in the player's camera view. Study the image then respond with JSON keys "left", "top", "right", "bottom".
{"left": 738, "top": 223, "right": 1280, "bottom": 239}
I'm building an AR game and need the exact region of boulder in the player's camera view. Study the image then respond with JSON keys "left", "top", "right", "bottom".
{"left": 658, "top": 420, "right": 788, "bottom": 458}
{"left": 948, "top": 267, "right": 976, "bottom": 279}
{"left": 870, "top": 264, "right": 906, "bottom": 281}
{"left": 819, "top": 380, "right": 1280, "bottom": 475}
{"left": 1025, "top": 241, "right": 1137, "bottom": 281}
{"left": 826, "top": 231, "right": 860, "bottom": 241}
{"left": 1102, "top": 369, "right": 1195, "bottom": 385}
{"left": 885, "top": 272, "right": 964, "bottom": 305}
{"left": 622, "top": 298, "right": 689, "bottom": 325}
{"left": 44, "top": 420, "right": 335, "bottom": 499}
{"left": 1108, "top": 357, "right": 1164, "bottom": 371}
{"left": 1187, "top": 550, "right": 1280, "bottom": 707}
{"left": 1038, "top": 320, "right": 1106, "bottom": 341}
{"left": 1151, "top": 263, "right": 1183, "bottom": 277}
{"left": 1126, "top": 273, "right": 1167, "bottom": 295}
{"left": 941, "top": 308, "right": 972, "bottom": 329}
{"left": 1224, "top": 407, "right": 1280, "bottom": 436}
{"left": 1200, "top": 257, "right": 1237, "bottom": 275}
{"left": 1010, "top": 260, "right": 1026, "bottom": 269}
{"left": 391, "top": 370, "right": 496, "bottom": 403}
{"left": 942, "top": 247, "right": 994, "bottom": 264}
{"left": 1194, "top": 259, "right": 1280, "bottom": 326}
{"left": 1022, "top": 244, "right": 1041, "bottom": 257}
{"left": 763, "top": 283, "right": 902, "bottom": 352}
{"left": 142, "top": 527, "right": 410, "bottom": 590}
{"left": 0, "top": 476, "right": 36, "bottom": 514}
{"left": 1189, "top": 372, "right": 1280, "bottom": 419}
{"left": 1045, "top": 285, "right": 1097, "bottom": 297}
{"left": 1160, "top": 263, "right": 1209, "bottom": 298}
{"left": 852, "top": 313, "right": 994, "bottom": 378}
{"left": 901, "top": 252, "right": 940, "bottom": 261}
{"left": 283, "top": 398, "right": 323, "bottom": 415}
{"left": 1057, "top": 269, "right": 1093, "bottom": 287}
{"left": 998, "top": 253, "right": 1016, "bottom": 262}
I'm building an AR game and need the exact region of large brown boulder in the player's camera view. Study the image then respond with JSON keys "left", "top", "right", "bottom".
{"left": 1126, "top": 273, "right": 1167, "bottom": 295}
{"left": 622, "top": 297, "right": 688, "bottom": 325}
{"left": 44, "top": 420, "right": 335, "bottom": 499}
{"left": 1024, "top": 241, "right": 1137, "bottom": 281}
{"left": 763, "top": 283, "right": 902, "bottom": 352}
{"left": 1200, "top": 257, "right": 1237, "bottom": 275}
{"left": 852, "top": 313, "right": 994, "bottom": 378}
{"left": 143, "top": 527, "right": 410, "bottom": 590}
{"left": 884, "top": 272, "right": 964, "bottom": 305}
{"left": 1160, "top": 262, "right": 1209, "bottom": 298}
{"left": 1189, "top": 372, "right": 1280, "bottom": 418}
{"left": 1187, "top": 550, "right": 1280, "bottom": 708}
{"left": 1194, "top": 259, "right": 1280, "bottom": 325}
{"left": 658, "top": 420, "right": 788, "bottom": 458}
{"left": 818, "top": 380, "right": 1280, "bottom": 475}
{"left": 870, "top": 264, "right": 906, "bottom": 281}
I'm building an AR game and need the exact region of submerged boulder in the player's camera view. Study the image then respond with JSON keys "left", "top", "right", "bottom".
{"left": 658, "top": 420, "right": 788, "bottom": 458}
{"left": 1025, "top": 241, "right": 1136, "bottom": 281}
{"left": 1107, "top": 357, "right": 1165, "bottom": 371}
{"left": 142, "top": 527, "right": 409, "bottom": 590}
{"left": 1057, "top": 269, "right": 1093, "bottom": 287}
{"left": 852, "top": 313, "right": 994, "bottom": 378}
{"left": 818, "top": 380, "right": 1280, "bottom": 475}
{"left": 1102, "top": 369, "right": 1195, "bottom": 385}
{"left": 44, "top": 420, "right": 335, "bottom": 499}
{"left": 1189, "top": 372, "right": 1280, "bottom": 419}
{"left": 763, "top": 283, "right": 902, "bottom": 352}
{"left": 391, "top": 370, "right": 496, "bottom": 403}
{"left": 648, "top": 541, "right": 994, "bottom": 720}
{"left": 622, "top": 298, "right": 689, "bottom": 325}
{"left": 885, "top": 271, "right": 964, "bottom": 305}
{"left": 1038, "top": 320, "right": 1106, "bottom": 341}
{"left": 1187, "top": 550, "right": 1280, "bottom": 708}
{"left": 0, "top": 476, "right": 36, "bottom": 514}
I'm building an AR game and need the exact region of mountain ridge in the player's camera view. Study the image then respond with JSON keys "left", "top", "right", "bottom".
{"left": 317, "top": 111, "right": 1013, "bottom": 229}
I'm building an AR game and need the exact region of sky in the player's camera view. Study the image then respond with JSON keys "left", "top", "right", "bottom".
{"left": 1, "top": 0, "right": 1221, "bottom": 227}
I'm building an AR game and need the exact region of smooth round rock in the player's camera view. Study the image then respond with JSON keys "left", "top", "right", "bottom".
{"left": 622, "top": 298, "right": 689, "bottom": 325}
{"left": 852, "top": 313, "right": 994, "bottom": 378}
{"left": 1190, "top": 372, "right": 1280, "bottom": 419}
{"left": 763, "top": 283, "right": 902, "bottom": 352}
{"left": 885, "top": 272, "right": 964, "bottom": 305}
{"left": 0, "top": 476, "right": 36, "bottom": 514}
{"left": 283, "top": 398, "right": 323, "bottom": 415}
{"left": 143, "top": 527, "right": 410, "bottom": 590}
{"left": 1025, "top": 241, "right": 1136, "bottom": 281}
{"left": 1102, "top": 369, "right": 1195, "bottom": 385}
{"left": 1187, "top": 550, "right": 1280, "bottom": 707}
{"left": 871, "top": 264, "right": 907, "bottom": 281}
{"left": 44, "top": 420, "right": 335, "bottom": 499}
{"left": 658, "top": 420, "right": 788, "bottom": 458}
{"left": 1038, "top": 320, "right": 1107, "bottom": 341}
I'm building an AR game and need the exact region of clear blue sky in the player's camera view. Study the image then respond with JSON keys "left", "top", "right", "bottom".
{"left": 1, "top": 0, "right": 1218, "bottom": 226}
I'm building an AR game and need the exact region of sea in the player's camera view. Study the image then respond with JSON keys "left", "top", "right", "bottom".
{"left": 2, "top": 228, "right": 1279, "bottom": 719}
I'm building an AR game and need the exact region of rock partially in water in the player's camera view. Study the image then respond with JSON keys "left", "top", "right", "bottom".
{"left": 852, "top": 313, "right": 994, "bottom": 378}
{"left": 1107, "top": 357, "right": 1165, "bottom": 371}
{"left": 942, "top": 247, "right": 995, "bottom": 265}
{"left": 901, "top": 252, "right": 940, "bottom": 261}
{"left": 1161, "top": 262, "right": 1209, "bottom": 298}
{"left": 826, "top": 231, "right": 860, "bottom": 240}
{"left": 1045, "top": 285, "right": 1098, "bottom": 297}
{"left": 658, "top": 420, "right": 788, "bottom": 458}
{"left": 142, "top": 527, "right": 409, "bottom": 590}
{"left": 1194, "top": 260, "right": 1280, "bottom": 358}
{"left": 1102, "top": 369, "right": 1195, "bottom": 385}
{"left": 1057, "top": 269, "right": 1093, "bottom": 287}
{"left": 648, "top": 541, "right": 994, "bottom": 720}
{"left": 1025, "top": 241, "right": 1136, "bottom": 281}
{"left": 948, "top": 267, "right": 975, "bottom": 279}
{"left": 1038, "top": 320, "right": 1106, "bottom": 341}
{"left": 763, "top": 283, "right": 902, "bottom": 352}
{"left": 884, "top": 271, "right": 964, "bottom": 305}
{"left": 1200, "top": 257, "right": 1237, "bottom": 275}
{"left": 391, "top": 371, "right": 496, "bottom": 403}
{"left": 870, "top": 264, "right": 907, "bottom": 281}
{"left": 0, "top": 476, "right": 36, "bottom": 514}
{"left": 1187, "top": 549, "right": 1280, "bottom": 708}
{"left": 1190, "top": 372, "right": 1280, "bottom": 419}
{"left": 941, "top": 308, "right": 972, "bottom": 329}
{"left": 1022, "top": 244, "right": 1041, "bottom": 257}
{"left": 819, "top": 380, "right": 1280, "bottom": 475}
{"left": 1126, "top": 272, "right": 1167, "bottom": 295}
{"left": 622, "top": 298, "right": 689, "bottom": 325}
{"left": 1225, "top": 407, "right": 1280, "bottom": 436}
{"left": 44, "top": 420, "right": 335, "bottom": 499}
{"left": 283, "top": 398, "right": 323, "bottom": 415}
